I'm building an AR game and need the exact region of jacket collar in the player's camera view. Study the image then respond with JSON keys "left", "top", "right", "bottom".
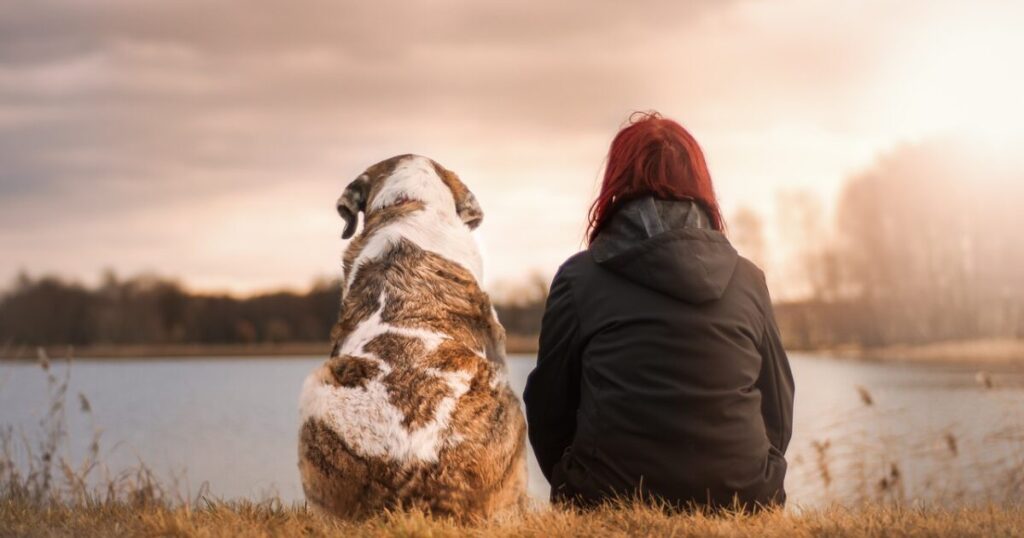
{"left": 589, "top": 195, "right": 738, "bottom": 303}
{"left": 591, "top": 196, "right": 711, "bottom": 263}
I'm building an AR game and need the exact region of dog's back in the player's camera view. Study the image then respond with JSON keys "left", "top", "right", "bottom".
{"left": 298, "top": 155, "right": 526, "bottom": 519}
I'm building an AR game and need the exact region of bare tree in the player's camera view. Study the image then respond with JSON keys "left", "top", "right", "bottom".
{"left": 835, "top": 139, "right": 1024, "bottom": 345}
{"left": 775, "top": 189, "right": 839, "bottom": 301}
{"left": 730, "top": 206, "right": 767, "bottom": 271}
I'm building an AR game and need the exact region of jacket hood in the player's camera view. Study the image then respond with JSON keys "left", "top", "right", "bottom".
{"left": 590, "top": 196, "right": 738, "bottom": 303}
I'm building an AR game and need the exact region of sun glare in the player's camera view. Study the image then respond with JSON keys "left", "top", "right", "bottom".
{"left": 882, "top": 9, "right": 1024, "bottom": 147}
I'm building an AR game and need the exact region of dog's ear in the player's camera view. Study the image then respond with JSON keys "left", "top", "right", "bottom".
{"left": 432, "top": 162, "right": 483, "bottom": 230}
{"left": 458, "top": 191, "right": 483, "bottom": 230}
{"left": 337, "top": 175, "right": 369, "bottom": 239}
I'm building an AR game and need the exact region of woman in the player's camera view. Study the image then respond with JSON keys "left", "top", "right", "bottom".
{"left": 523, "top": 112, "right": 794, "bottom": 511}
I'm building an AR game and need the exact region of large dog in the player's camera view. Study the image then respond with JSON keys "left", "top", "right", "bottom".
{"left": 298, "top": 155, "right": 527, "bottom": 520}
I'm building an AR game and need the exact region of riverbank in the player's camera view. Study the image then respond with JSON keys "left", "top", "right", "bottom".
{"left": 2, "top": 498, "right": 1023, "bottom": 538}
{"left": 0, "top": 335, "right": 542, "bottom": 360}
{"left": 821, "top": 338, "right": 1024, "bottom": 366}
{"left": 1, "top": 342, "right": 332, "bottom": 360}
{"left": 5, "top": 338, "right": 1023, "bottom": 365}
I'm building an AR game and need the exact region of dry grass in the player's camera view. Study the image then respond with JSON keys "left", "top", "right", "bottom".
{"left": 2, "top": 497, "right": 1024, "bottom": 537}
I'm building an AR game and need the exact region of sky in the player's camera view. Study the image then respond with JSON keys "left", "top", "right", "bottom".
{"left": 2, "top": 0, "right": 1022, "bottom": 297}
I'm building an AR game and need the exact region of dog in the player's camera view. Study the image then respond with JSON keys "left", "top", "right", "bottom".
{"left": 298, "top": 154, "right": 527, "bottom": 520}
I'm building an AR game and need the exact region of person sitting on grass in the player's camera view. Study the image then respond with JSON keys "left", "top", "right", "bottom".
{"left": 524, "top": 111, "right": 794, "bottom": 511}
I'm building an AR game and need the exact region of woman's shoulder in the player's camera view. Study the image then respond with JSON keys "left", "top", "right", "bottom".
{"left": 553, "top": 250, "right": 599, "bottom": 282}
{"left": 733, "top": 255, "right": 767, "bottom": 284}
{"left": 731, "top": 255, "right": 775, "bottom": 310}
{"left": 542, "top": 251, "right": 597, "bottom": 301}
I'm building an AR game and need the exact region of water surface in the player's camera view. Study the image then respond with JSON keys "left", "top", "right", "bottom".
{"left": 1, "top": 353, "right": 1022, "bottom": 506}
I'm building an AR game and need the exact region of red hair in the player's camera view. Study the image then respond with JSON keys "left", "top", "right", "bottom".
{"left": 587, "top": 111, "right": 724, "bottom": 244}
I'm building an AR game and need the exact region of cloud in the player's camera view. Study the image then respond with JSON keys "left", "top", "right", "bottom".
{"left": 1, "top": 0, "right": 1022, "bottom": 293}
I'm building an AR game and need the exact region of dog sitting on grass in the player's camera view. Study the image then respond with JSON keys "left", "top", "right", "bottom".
{"left": 298, "top": 154, "right": 526, "bottom": 520}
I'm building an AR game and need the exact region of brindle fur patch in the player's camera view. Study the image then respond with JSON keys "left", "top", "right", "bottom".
{"left": 328, "top": 356, "right": 382, "bottom": 389}
{"left": 363, "top": 332, "right": 452, "bottom": 430}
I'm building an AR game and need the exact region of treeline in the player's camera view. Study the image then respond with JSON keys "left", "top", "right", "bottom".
{"left": 2, "top": 139, "right": 1021, "bottom": 352}
{"left": 768, "top": 139, "right": 1024, "bottom": 348}
{"left": 0, "top": 271, "right": 547, "bottom": 349}
{"left": 0, "top": 272, "right": 338, "bottom": 347}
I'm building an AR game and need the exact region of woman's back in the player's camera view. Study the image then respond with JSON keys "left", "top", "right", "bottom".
{"left": 524, "top": 196, "right": 793, "bottom": 509}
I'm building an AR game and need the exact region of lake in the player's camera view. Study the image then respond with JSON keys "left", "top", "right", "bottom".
{"left": 2, "top": 353, "right": 1023, "bottom": 507}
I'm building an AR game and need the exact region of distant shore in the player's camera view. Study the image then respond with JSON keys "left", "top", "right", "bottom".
{"left": 0, "top": 335, "right": 542, "bottom": 361}
{"left": 807, "top": 338, "right": 1024, "bottom": 367}
{"left": 4, "top": 337, "right": 1022, "bottom": 365}
{"left": 1, "top": 342, "right": 332, "bottom": 360}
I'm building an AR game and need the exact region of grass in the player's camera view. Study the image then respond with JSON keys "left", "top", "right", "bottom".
{"left": 3, "top": 350, "right": 1024, "bottom": 536}
{"left": 2, "top": 497, "right": 1024, "bottom": 537}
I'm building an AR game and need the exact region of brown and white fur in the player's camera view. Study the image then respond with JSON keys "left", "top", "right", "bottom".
{"left": 298, "top": 155, "right": 526, "bottom": 520}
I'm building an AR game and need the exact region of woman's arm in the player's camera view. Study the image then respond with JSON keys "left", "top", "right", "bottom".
{"left": 523, "top": 267, "right": 583, "bottom": 482}
{"left": 756, "top": 298, "right": 795, "bottom": 454}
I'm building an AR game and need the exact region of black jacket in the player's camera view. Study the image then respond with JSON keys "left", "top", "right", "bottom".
{"left": 523, "top": 196, "right": 794, "bottom": 510}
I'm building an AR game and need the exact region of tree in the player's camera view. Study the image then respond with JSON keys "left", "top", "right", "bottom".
{"left": 729, "top": 206, "right": 767, "bottom": 271}
{"left": 835, "top": 139, "right": 1024, "bottom": 344}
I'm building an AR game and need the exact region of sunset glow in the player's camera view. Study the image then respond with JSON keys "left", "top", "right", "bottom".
{"left": 1, "top": 0, "right": 1021, "bottom": 297}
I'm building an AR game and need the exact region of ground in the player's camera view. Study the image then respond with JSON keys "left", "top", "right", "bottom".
{"left": 2, "top": 498, "right": 1024, "bottom": 537}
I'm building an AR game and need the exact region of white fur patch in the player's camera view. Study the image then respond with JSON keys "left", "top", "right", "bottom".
{"left": 299, "top": 291, "right": 472, "bottom": 464}
{"left": 334, "top": 292, "right": 448, "bottom": 360}
{"left": 344, "top": 156, "right": 483, "bottom": 292}
{"left": 488, "top": 366, "right": 507, "bottom": 391}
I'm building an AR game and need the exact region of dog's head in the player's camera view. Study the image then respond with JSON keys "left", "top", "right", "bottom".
{"left": 336, "top": 154, "right": 483, "bottom": 239}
